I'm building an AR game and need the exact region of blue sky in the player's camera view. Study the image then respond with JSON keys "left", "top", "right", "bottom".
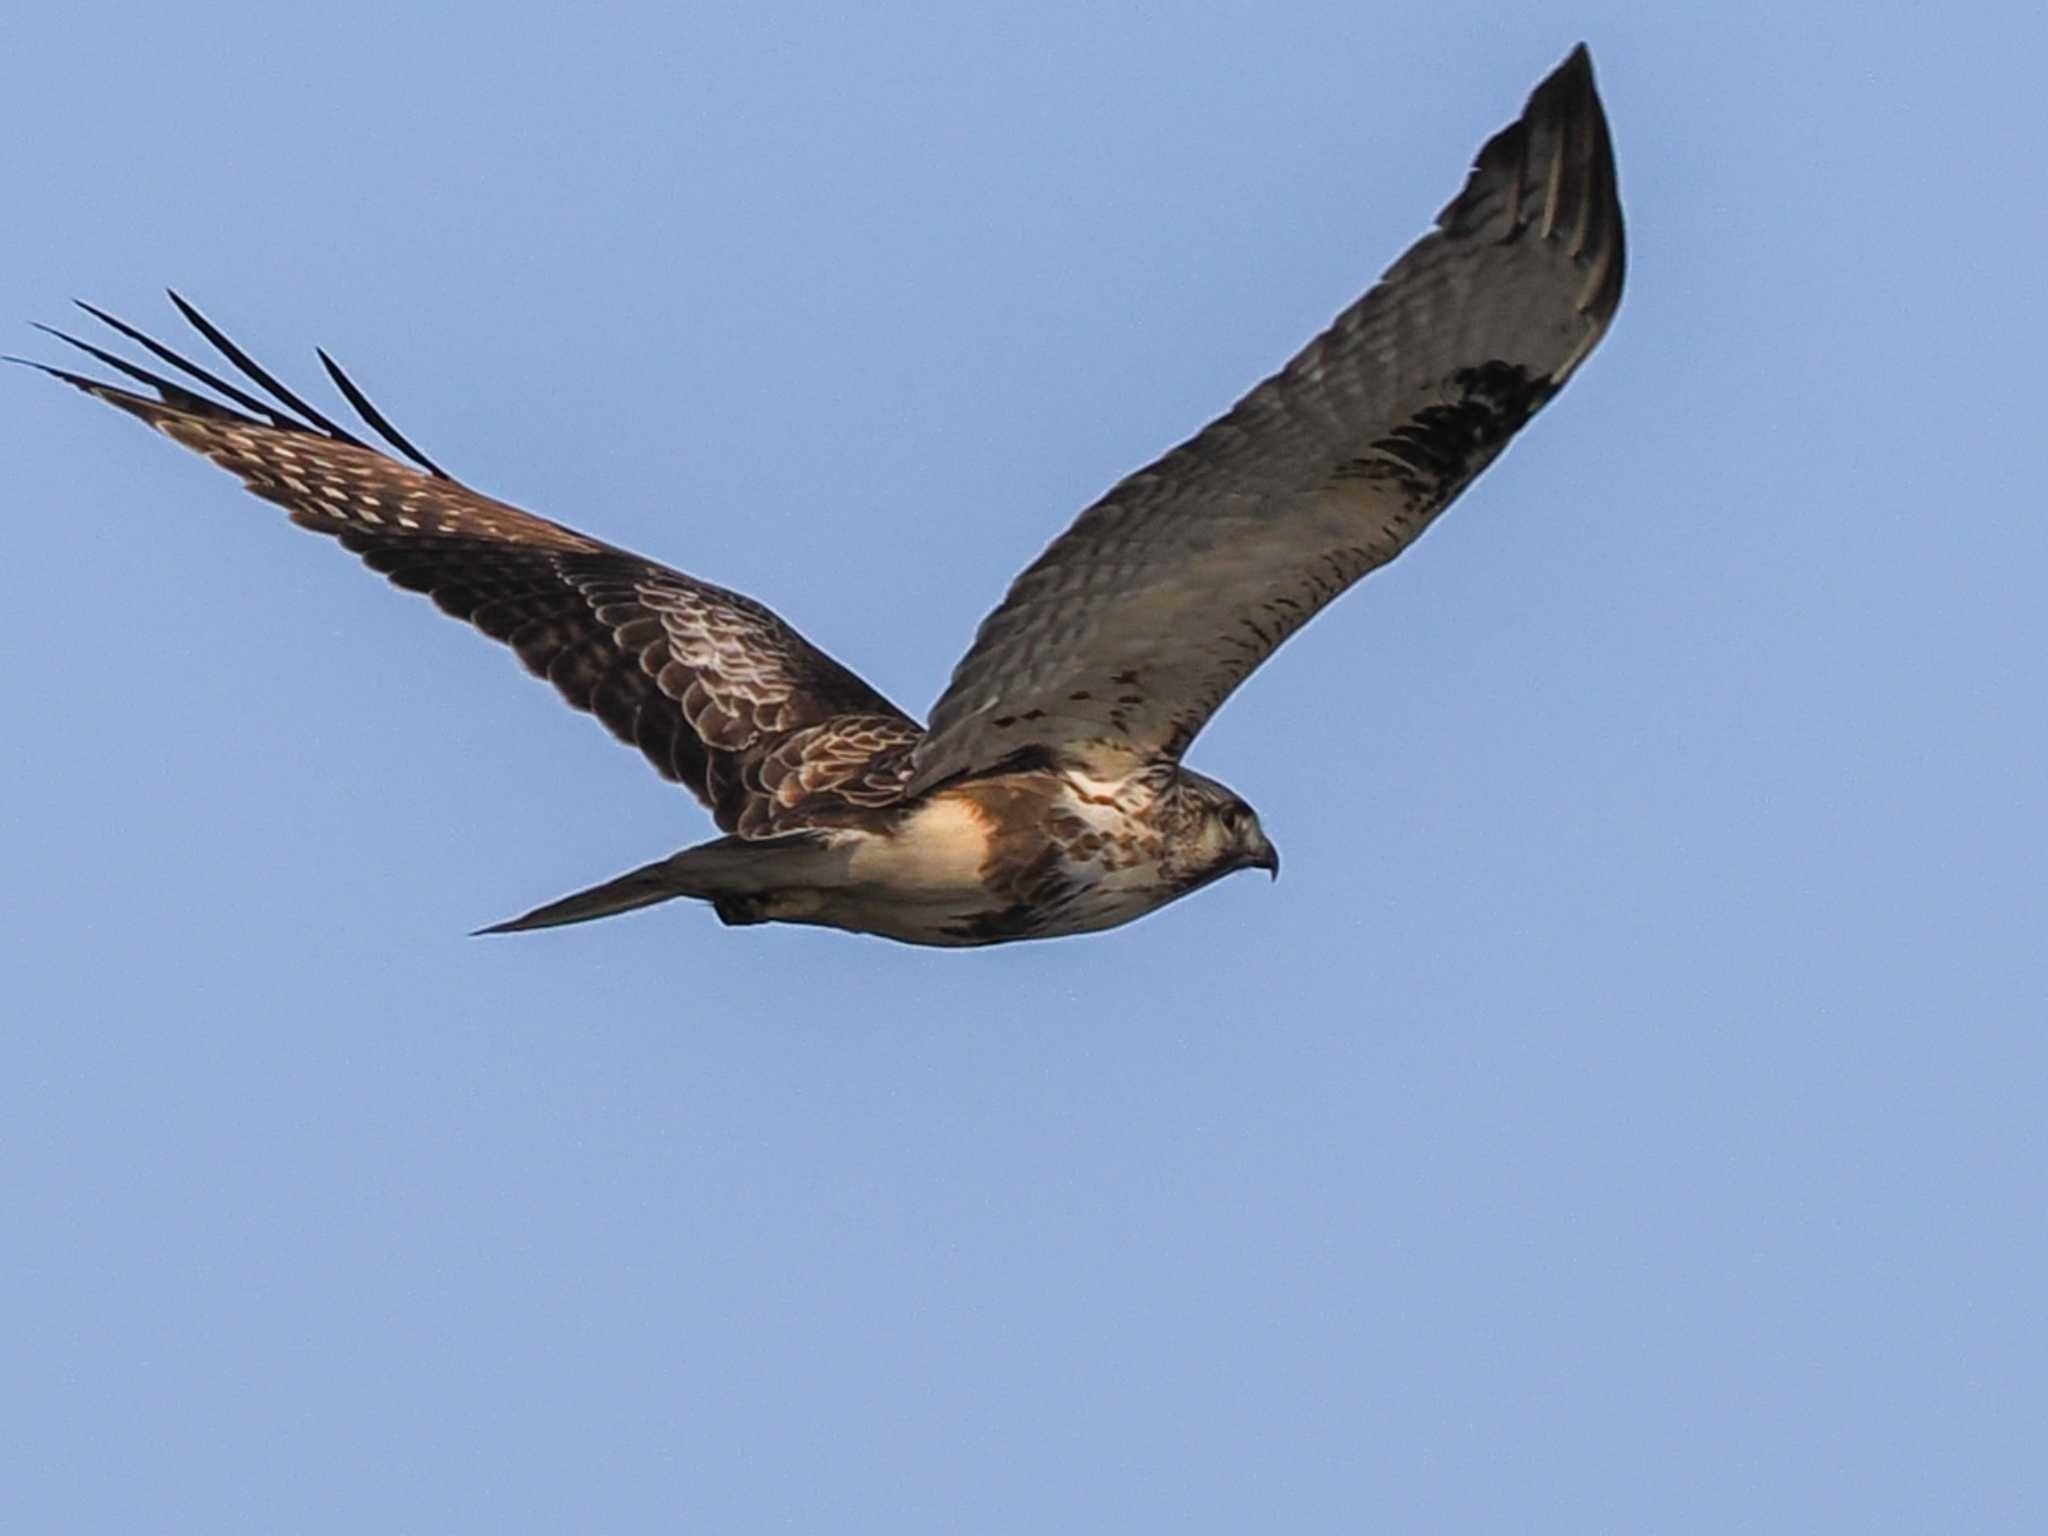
{"left": 4, "top": 2, "right": 2043, "bottom": 1530}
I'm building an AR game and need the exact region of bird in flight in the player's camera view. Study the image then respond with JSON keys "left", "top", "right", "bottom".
{"left": 24, "top": 46, "right": 1622, "bottom": 947}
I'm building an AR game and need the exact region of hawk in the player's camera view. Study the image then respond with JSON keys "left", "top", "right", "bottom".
{"left": 23, "top": 46, "right": 1623, "bottom": 947}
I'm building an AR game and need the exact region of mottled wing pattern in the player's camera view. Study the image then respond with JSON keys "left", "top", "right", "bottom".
{"left": 907, "top": 46, "right": 1623, "bottom": 795}
{"left": 738, "top": 712, "right": 924, "bottom": 836}
{"left": 27, "top": 299, "right": 917, "bottom": 835}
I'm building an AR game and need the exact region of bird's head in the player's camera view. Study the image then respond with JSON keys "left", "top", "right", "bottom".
{"left": 1174, "top": 770, "right": 1280, "bottom": 883}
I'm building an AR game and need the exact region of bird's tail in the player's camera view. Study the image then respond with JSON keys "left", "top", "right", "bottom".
{"left": 473, "top": 831, "right": 840, "bottom": 935}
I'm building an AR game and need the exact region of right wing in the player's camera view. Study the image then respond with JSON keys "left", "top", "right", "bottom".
{"left": 906, "top": 46, "right": 1622, "bottom": 796}
{"left": 26, "top": 296, "right": 918, "bottom": 836}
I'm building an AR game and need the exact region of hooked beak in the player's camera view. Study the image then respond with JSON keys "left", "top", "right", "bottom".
{"left": 1254, "top": 840, "right": 1280, "bottom": 881}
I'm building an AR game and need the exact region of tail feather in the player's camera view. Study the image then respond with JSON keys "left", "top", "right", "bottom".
{"left": 474, "top": 831, "right": 844, "bottom": 936}
{"left": 474, "top": 851, "right": 702, "bottom": 934}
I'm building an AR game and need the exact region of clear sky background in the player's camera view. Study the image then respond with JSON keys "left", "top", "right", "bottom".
{"left": 4, "top": 2, "right": 2042, "bottom": 1530}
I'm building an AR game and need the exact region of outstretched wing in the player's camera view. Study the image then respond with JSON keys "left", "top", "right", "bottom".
{"left": 26, "top": 296, "right": 917, "bottom": 835}
{"left": 906, "top": 45, "right": 1623, "bottom": 796}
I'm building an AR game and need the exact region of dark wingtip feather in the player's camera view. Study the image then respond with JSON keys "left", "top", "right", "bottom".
{"left": 3, "top": 353, "right": 99, "bottom": 390}
{"left": 32, "top": 293, "right": 461, "bottom": 488}
{"left": 33, "top": 320, "right": 234, "bottom": 414}
{"left": 317, "top": 347, "right": 449, "bottom": 478}
{"left": 74, "top": 298, "right": 307, "bottom": 428}
{"left": 1535, "top": 44, "right": 1624, "bottom": 327}
{"left": 6, "top": 349, "right": 211, "bottom": 430}
{"left": 164, "top": 290, "right": 370, "bottom": 448}
{"left": 1443, "top": 43, "right": 1625, "bottom": 332}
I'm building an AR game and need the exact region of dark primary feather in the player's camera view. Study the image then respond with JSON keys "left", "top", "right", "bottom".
{"left": 316, "top": 347, "right": 447, "bottom": 475}
{"left": 905, "top": 44, "right": 1624, "bottom": 795}
{"left": 74, "top": 299, "right": 310, "bottom": 429}
{"left": 163, "top": 289, "right": 369, "bottom": 447}
{"left": 24, "top": 297, "right": 916, "bottom": 834}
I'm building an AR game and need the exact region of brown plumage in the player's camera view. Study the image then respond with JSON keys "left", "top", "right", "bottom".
{"left": 21, "top": 46, "right": 1623, "bottom": 946}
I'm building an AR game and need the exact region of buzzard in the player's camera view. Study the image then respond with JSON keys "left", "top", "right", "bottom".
{"left": 23, "top": 46, "right": 1623, "bottom": 947}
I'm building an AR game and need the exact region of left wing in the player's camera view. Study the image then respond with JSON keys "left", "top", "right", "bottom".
{"left": 21, "top": 295, "right": 917, "bottom": 834}
{"left": 906, "top": 45, "right": 1623, "bottom": 796}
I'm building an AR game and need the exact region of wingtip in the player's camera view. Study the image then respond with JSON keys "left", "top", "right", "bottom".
{"left": 164, "top": 288, "right": 205, "bottom": 333}
{"left": 316, "top": 343, "right": 450, "bottom": 477}
{"left": 31, "top": 320, "right": 122, "bottom": 368}
{"left": 1531, "top": 42, "right": 1602, "bottom": 113}
{"left": 3, "top": 347, "right": 129, "bottom": 399}
{"left": 1489, "top": 41, "right": 1625, "bottom": 329}
{"left": 2, "top": 352, "right": 67, "bottom": 378}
